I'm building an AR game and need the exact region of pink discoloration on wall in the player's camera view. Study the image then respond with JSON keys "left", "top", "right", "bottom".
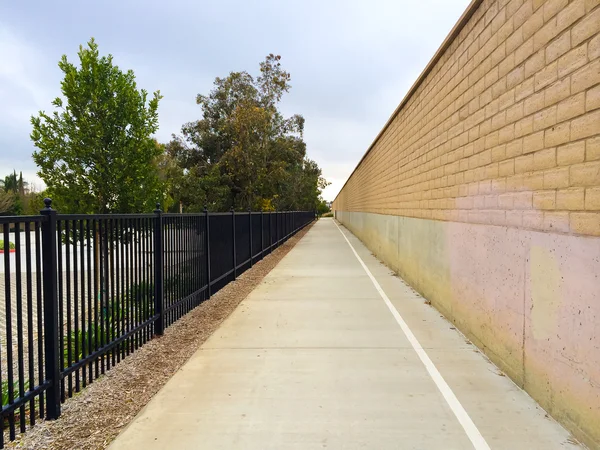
{"left": 447, "top": 223, "right": 528, "bottom": 382}
{"left": 447, "top": 223, "right": 600, "bottom": 444}
{"left": 524, "top": 233, "right": 600, "bottom": 442}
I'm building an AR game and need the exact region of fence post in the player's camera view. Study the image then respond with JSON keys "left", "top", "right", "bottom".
{"left": 40, "top": 198, "right": 61, "bottom": 420}
{"left": 153, "top": 203, "right": 164, "bottom": 336}
{"left": 231, "top": 207, "right": 236, "bottom": 279}
{"left": 248, "top": 208, "right": 253, "bottom": 267}
{"left": 204, "top": 206, "right": 211, "bottom": 298}
{"left": 260, "top": 211, "right": 264, "bottom": 260}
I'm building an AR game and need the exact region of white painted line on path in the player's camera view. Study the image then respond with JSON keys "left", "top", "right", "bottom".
{"left": 333, "top": 220, "right": 491, "bottom": 450}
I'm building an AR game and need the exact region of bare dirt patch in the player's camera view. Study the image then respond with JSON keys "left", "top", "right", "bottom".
{"left": 8, "top": 222, "right": 314, "bottom": 450}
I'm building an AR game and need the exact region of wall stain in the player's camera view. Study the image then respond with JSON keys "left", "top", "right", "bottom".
{"left": 530, "top": 246, "right": 562, "bottom": 341}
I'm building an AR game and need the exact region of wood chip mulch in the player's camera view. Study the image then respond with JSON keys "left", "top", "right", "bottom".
{"left": 7, "top": 222, "right": 314, "bottom": 450}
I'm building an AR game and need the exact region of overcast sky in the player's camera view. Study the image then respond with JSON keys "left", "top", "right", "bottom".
{"left": 0, "top": 0, "right": 471, "bottom": 201}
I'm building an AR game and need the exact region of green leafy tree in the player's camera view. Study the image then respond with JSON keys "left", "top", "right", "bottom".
{"left": 2, "top": 171, "right": 18, "bottom": 193}
{"left": 31, "top": 38, "right": 163, "bottom": 214}
{"left": 168, "top": 54, "right": 326, "bottom": 212}
{"left": 0, "top": 171, "right": 23, "bottom": 215}
{"left": 316, "top": 198, "right": 330, "bottom": 216}
{"left": 0, "top": 191, "right": 14, "bottom": 214}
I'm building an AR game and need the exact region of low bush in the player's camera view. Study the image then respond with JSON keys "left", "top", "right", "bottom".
{"left": 2, "top": 379, "right": 30, "bottom": 407}
{"left": 0, "top": 240, "right": 15, "bottom": 251}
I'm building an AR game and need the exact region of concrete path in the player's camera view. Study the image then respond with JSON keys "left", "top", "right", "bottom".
{"left": 110, "top": 218, "right": 581, "bottom": 450}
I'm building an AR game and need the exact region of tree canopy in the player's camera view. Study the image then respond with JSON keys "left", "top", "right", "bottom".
{"left": 0, "top": 171, "right": 44, "bottom": 215}
{"left": 31, "top": 38, "right": 163, "bottom": 214}
{"left": 165, "top": 54, "right": 327, "bottom": 212}
{"left": 28, "top": 41, "right": 326, "bottom": 215}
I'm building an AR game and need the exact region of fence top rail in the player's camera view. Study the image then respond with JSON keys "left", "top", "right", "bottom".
{"left": 0, "top": 215, "right": 47, "bottom": 224}
{"left": 57, "top": 213, "right": 156, "bottom": 220}
{"left": 162, "top": 211, "right": 308, "bottom": 217}
{"left": 162, "top": 213, "right": 205, "bottom": 218}
{"left": 0, "top": 210, "right": 314, "bottom": 223}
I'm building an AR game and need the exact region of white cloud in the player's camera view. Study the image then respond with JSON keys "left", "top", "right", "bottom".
{"left": 0, "top": 26, "right": 56, "bottom": 124}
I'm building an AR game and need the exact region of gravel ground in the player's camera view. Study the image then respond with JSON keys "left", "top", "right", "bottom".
{"left": 6, "top": 222, "right": 314, "bottom": 450}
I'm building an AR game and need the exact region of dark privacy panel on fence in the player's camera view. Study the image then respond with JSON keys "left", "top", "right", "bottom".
{"left": 0, "top": 202, "right": 314, "bottom": 446}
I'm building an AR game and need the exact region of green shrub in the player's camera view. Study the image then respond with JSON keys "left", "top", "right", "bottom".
{"left": 62, "top": 281, "right": 156, "bottom": 367}
{"left": 0, "top": 240, "right": 15, "bottom": 251}
{"left": 2, "top": 379, "right": 30, "bottom": 406}
{"left": 63, "top": 327, "right": 106, "bottom": 367}
{"left": 125, "top": 282, "right": 155, "bottom": 318}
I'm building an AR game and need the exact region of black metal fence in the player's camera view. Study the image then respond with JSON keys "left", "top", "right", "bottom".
{"left": 0, "top": 200, "right": 314, "bottom": 446}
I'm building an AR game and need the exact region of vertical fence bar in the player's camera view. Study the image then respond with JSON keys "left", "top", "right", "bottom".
{"left": 146, "top": 217, "right": 153, "bottom": 337}
{"left": 92, "top": 219, "right": 100, "bottom": 370}
{"left": 173, "top": 217, "right": 178, "bottom": 321}
{"left": 79, "top": 220, "right": 87, "bottom": 384}
{"left": 126, "top": 218, "right": 133, "bottom": 354}
{"left": 114, "top": 219, "right": 121, "bottom": 363}
{"left": 153, "top": 204, "right": 164, "bottom": 335}
{"left": 133, "top": 218, "right": 140, "bottom": 347}
{"left": 97, "top": 220, "right": 104, "bottom": 371}
{"left": 249, "top": 209, "right": 253, "bottom": 267}
{"left": 196, "top": 216, "right": 201, "bottom": 306}
{"left": 34, "top": 221, "right": 45, "bottom": 419}
{"left": 73, "top": 220, "right": 80, "bottom": 391}
{"left": 102, "top": 218, "right": 110, "bottom": 370}
{"left": 260, "top": 211, "right": 264, "bottom": 260}
{"left": 25, "top": 222, "right": 35, "bottom": 425}
{"left": 143, "top": 218, "right": 150, "bottom": 337}
{"left": 231, "top": 208, "right": 236, "bottom": 280}
{"left": 56, "top": 220, "right": 65, "bottom": 401}
{"left": 163, "top": 218, "right": 169, "bottom": 327}
{"left": 204, "top": 207, "right": 211, "bottom": 298}
{"left": 166, "top": 216, "right": 170, "bottom": 326}
{"left": 65, "top": 220, "right": 73, "bottom": 395}
{"left": 3, "top": 220, "right": 14, "bottom": 439}
{"left": 14, "top": 228, "right": 26, "bottom": 432}
{"left": 177, "top": 216, "right": 182, "bottom": 319}
{"left": 109, "top": 218, "right": 116, "bottom": 366}
{"left": 270, "top": 212, "right": 273, "bottom": 253}
{"left": 86, "top": 219, "right": 93, "bottom": 384}
{"left": 40, "top": 198, "right": 61, "bottom": 420}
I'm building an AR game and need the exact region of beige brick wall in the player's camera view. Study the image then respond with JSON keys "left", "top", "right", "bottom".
{"left": 333, "top": 0, "right": 600, "bottom": 237}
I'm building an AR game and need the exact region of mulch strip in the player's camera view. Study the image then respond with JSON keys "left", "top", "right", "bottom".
{"left": 8, "top": 222, "right": 314, "bottom": 450}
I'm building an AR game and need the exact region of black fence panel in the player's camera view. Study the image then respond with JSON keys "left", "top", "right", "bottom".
{"left": 0, "top": 216, "right": 47, "bottom": 444}
{"left": 163, "top": 215, "right": 206, "bottom": 327}
{"left": 235, "top": 213, "right": 251, "bottom": 274}
{"left": 208, "top": 214, "right": 234, "bottom": 293}
{"left": 251, "top": 213, "right": 262, "bottom": 262}
{"left": 262, "top": 213, "right": 270, "bottom": 255}
{"left": 0, "top": 204, "right": 314, "bottom": 447}
{"left": 270, "top": 213, "right": 276, "bottom": 251}
{"left": 54, "top": 215, "right": 157, "bottom": 402}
